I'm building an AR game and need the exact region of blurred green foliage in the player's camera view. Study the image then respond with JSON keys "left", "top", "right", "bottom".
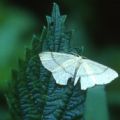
{"left": 0, "top": 2, "right": 38, "bottom": 120}
{"left": 0, "top": 3, "right": 38, "bottom": 91}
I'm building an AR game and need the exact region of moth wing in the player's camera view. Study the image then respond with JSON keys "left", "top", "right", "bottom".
{"left": 78, "top": 59, "right": 118, "bottom": 90}
{"left": 52, "top": 59, "right": 78, "bottom": 85}
{"left": 39, "top": 52, "right": 78, "bottom": 72}
{"left": 39, "top": 52, "right": 80, "bottom": 85}
{"left": 73, "top": 62, "right": 95, "bottom": 90}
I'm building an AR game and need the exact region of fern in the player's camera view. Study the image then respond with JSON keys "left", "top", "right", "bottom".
{"left": 6, "top": 3, "right": 86, "bottom": 120}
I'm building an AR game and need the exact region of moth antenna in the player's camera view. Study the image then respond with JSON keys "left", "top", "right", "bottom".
{"left": 74, "top": 46, "right": 84, "bottom": 57}
{"left": 80, "top": 46, "right": 84, "bottom": 57}
{"left": 70, "top": 52, "right": 79, "bottom": 56}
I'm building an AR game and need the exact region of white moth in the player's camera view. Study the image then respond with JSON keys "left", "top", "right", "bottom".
{"left": 39, "top": 52, "right": 118, "bottom": 90}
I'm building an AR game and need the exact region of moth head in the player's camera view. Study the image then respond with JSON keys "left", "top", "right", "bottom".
{"left": 78, "top": 56, "right": 82, "bottom": 60}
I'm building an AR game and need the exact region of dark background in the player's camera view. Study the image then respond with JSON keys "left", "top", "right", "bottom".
{"left": 8, "top": 0, "right": 120, "bottom": 48}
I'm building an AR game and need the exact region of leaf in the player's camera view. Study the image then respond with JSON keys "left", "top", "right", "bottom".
{"left": 6, "top": 3, "right": 86, "bottom": 120}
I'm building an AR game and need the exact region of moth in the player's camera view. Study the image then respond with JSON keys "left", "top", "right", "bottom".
{"left": 39, "top": 52, "right": 118, "bottom": 90}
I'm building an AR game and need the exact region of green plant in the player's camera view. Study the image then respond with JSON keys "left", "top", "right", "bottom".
{"left": 6, "top": 3, "right": 86, "bottom": 120}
